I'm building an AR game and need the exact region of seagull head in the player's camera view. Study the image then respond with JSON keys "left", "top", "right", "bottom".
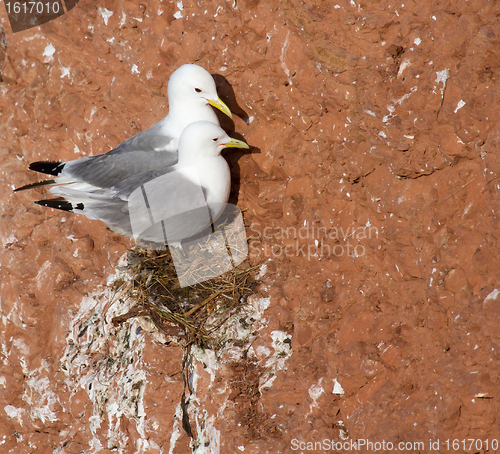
{"left": 168, "top": 64, "right": 232, "bottom": 118}
{"left": 178, "top": 121, "right": 249, "bottom": 163}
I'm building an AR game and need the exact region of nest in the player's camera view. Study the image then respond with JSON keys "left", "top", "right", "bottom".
{"left": 110, "top": 243, "right": 258, "bottom": 349}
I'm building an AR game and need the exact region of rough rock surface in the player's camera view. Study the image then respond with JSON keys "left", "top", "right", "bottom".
{"left": 1, "top": 0, "right": 500, "bottom": 452}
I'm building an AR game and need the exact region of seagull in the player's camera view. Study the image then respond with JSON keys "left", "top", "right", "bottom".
{"left": 15, "top": 63, "right": 232, "bottom": 192}
{"left": 16, "top": 121, "right": 249, "bottom": 246}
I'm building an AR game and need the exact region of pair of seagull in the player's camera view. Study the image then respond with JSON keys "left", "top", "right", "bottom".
{"left": 15, "top": 64, "right": 249, "bottom": 246}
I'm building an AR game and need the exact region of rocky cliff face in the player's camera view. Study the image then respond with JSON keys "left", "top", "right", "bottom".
{"left": 1, "top": 0, "right": 500, "bottom": 452}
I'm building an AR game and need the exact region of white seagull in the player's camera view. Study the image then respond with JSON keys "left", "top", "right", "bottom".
{"left": 15, "top": 64, "right": 232, "bottom": 192}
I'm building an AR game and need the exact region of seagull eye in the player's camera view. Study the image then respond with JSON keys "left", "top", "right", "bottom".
{"left": 195, "top": 88, "right": 202, "bottom": 93}
{"left": 212, "top": 137, "right": 218, "bottom": 142}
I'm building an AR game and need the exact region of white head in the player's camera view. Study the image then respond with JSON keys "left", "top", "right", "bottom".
{"left": 178, "top": 121, "right": 249, "bottom": 164}
{"left": 167, "top": 64, "right": 232, "bottom": 118}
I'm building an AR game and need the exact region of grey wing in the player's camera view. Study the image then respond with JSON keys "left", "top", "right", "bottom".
{"left": 117, "top": 168, "right": 214, "bottom": 244}
{"left": 59, "top": 168, "right": 213, "bottom": 245}
{"left": 64, "top": 121, "right": 179, "bottom": 188}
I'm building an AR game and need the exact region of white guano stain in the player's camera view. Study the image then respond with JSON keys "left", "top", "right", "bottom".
{"left": 43, "top": 43, "right": 55, "bottom": 62}
{"left": 454, "top": 99, "right": 466, "bottom": 113}
{"left": 174, "top": 0, "right": 183, "bottom": 19}
{"left": 435, "top": 69, "right": 449, "bottom": 94}
{"left": 60, "top": 64, "right": 70, "bottom": 79}
{"left": 99, "top": 7, "right": 113, "bottom": 25}
{"left": 484, "top": 289, "right": 499, "bottom": 304}
{"left": 280, "top": 30, "right": 292, "bottom": 85}
{"left": 332, "top": 378, "right": 345, "bottom": 395}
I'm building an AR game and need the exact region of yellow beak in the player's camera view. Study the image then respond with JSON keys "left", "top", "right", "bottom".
{"left": 224, "top": 137, "right": 250, "bottom": 149}
{"left": 208, "top": 97, "right": 233, "bottom": 119}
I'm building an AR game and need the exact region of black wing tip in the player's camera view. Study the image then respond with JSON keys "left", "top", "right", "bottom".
{"left": 35, "top": 198, "right": 84, "bottom": 212}
{"left": 29, "top": 161, "right": 65, "bottom": 176}
{"left": 14, "top": 179, "right": 56, "bottom": 192}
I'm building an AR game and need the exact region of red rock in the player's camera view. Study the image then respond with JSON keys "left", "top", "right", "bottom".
{"left": 2, "top": 0, "right": 500, "bottom": 451}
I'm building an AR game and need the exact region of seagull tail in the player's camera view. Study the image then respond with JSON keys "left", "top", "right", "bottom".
{"left": 29, "top": 161, "right": 66, "bottom": 176}
{"left": 14, "top": 179, "right": 57, "bottom": 192}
